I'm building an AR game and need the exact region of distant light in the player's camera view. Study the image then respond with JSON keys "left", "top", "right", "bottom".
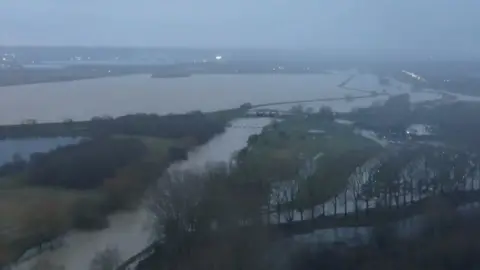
{"left": 1, "top": 57, "right": 6, "bottom": 61}
{"left": 215, "top": 55, "right": 222, "bottom": 60}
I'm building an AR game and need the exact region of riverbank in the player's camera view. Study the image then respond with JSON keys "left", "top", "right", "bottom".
{"left": 0, "top": 136, "right": 189, "bottom": 265}
{"left": 9, "top": 117, "right": 273, "bottom": 270}
{"left": 0, "top": 108, "right": 246, "bottom": 267}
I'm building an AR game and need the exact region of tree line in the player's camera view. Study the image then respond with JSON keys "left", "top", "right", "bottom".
{"left": 0, "top": 111, "right": 228, "bottom": 143}
{"left": 132, "top": 141, "right": 480, "bottom": 270}
{"left": 0, "top": 138, "right": 146, "bottom": 189}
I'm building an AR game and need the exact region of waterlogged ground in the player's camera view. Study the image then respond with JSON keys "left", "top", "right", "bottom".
{"left": 8, "top": 71, "right": 478, "bottom": 269}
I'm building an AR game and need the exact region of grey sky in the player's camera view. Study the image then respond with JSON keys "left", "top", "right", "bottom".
{"left": 1, "top": 0, "right": 479, "bottom": 55}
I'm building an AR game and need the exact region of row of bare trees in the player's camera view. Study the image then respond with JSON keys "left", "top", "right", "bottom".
{"left": 141, "top": 144, "right": 480, "bottom": 269}
{"left": 354, "top": 145, "right": 480, "bottom": 211}
{"left": 145, "top": 162, "right": 273, "bottom": 270}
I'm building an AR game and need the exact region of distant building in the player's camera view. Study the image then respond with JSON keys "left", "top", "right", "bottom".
{"left": 406, "top": 124, "right": 434, "bottom": 137}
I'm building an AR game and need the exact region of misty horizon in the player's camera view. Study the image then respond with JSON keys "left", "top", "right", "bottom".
{"left": 1, "top": 0, "right": 480, "bottom": 58}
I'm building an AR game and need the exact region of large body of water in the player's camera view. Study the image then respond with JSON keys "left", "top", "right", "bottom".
{"left": 5, "top": 71, "right": 473, "bottom": 269}
{"left": 0, "top": 72, "right": 442, "bottom": 125}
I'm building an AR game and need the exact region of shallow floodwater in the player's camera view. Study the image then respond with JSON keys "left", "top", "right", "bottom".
{"left": 12, "top": 118, "right": 272, "bottom": 270}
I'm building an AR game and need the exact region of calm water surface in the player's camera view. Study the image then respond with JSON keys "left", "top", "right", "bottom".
{"left": 0, "top": 72, "right": 437, "bottom": 124}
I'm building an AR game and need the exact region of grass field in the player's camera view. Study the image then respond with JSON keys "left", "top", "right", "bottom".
{"left": 240, "top": 115, "right": 382, "bottom": 207}
{"left": 0, "top": 187, "right": 104, "bottom": 263}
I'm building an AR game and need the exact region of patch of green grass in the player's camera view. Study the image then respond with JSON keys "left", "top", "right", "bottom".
{"left": 242, "top": 116, "right": 381, "bottom": 183}
{"left": 0, "top": 187, "right": 104, "bottom": 264}
{"left": 298, "top": 148, "right": 381, "bottom": 207}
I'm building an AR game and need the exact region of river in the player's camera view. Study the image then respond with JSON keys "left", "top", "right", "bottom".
{"left": 11, "top": 118, "right": 273, "bottom": 270}
{"left": 3, "top": 71, "right": 471, "bottom": 269}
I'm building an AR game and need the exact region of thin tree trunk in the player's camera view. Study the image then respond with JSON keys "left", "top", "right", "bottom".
{"left": 267, "top": 202, "right": 271, "bottom": 225}
{"left": 322, "top": 203, "right": 326, "bottom": 216}
{"left": 334, "top": 195, "right": 337, "bottom": 215}
{"left": 388, "top": 188, "right": 393, "bottom": 209}
{"left": 410, "top": 178, "right": 414, "bottom": 203}
{"left": 344, "top": 189, "right": 348, "bottom": 216}
{"left": 277, "top": 204, "right": 281, "bottom": 223}
{"left": 365, "top": 199, "right": 369, "bottom": 216}
{"left": 354, "top": 196, "right": 358, "bottom": 219}
{"left": 384, "top": 188, "right": 388, "bottom": 208}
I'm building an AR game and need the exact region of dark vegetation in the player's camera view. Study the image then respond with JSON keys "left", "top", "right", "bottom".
{"left": 124, "top": 98, "right": 480, "bottom": 270}
{"left": 291, "top": 212, "right": 480, "bottom": 270}
{"left": 346, "top": 94, "right": 480, "bottom": 150}
{"left": 24, "top": 138, "right": 145, "bottom": 189}
{"left": 346, "top": 94, "right": 411, "bottom": 137}
{"left": 0, "top": 108, "right": 240, "bottom": 266}
{"left": 132, "top": 141, "right": 480, "bottom": 270}
{"left": 0, "top": 110, "right": 229, "bottom": 143}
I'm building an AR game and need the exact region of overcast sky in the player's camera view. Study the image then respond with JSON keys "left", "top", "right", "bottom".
{"left": 0, "top": 1, "right": 479, "bottom": 55}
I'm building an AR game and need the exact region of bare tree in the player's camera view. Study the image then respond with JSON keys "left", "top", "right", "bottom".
{"left": 148, "top": 169, "right": 205, "bottom": 242}
{"left": 89, "top": 247, "right": 121, "bottom": 270}
{"left": 271, "top": 185, "right": 284, "bottom": 223}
